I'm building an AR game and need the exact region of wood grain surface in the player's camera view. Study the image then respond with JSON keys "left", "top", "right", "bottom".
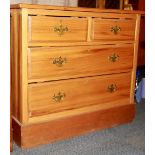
{"left": 28, "top": 16, "right": 88, "bottom": 43}
{"left": 13, "top": 104, "right": 135, "bottom": 148}
{"left": 28, "top": 72, "right": 131, "bottom": 118}
{"left": 10, "top": 3, "right": 144, "bottom": 14}
{"left": 93, "top": 18, "right": 136, "bottom": 41}
{"left": 28, "top": 45, "right": 134, "bottom": 82}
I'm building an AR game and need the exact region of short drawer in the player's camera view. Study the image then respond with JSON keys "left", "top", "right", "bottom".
{"left": 28, "top": 72, "right": 131, "bottom": 117}
{"left": 28, "top": 45, "right": 134, "bottom": 82}
{"left": 93, "top": 18, "right": 136, "bottom": 41}
{"left": 28, "top": 16, "right": 87, "bottom": 43}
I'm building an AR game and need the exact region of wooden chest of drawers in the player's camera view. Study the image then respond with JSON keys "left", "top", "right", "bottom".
{"left": 11, "top": 4, "right": 143, "bottom": 148}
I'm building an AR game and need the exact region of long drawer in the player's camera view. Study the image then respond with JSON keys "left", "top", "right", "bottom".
{"left": 93, "top": 18, "right": 136, "bottom": 41}
{"left": 28, "top": 16, "right": 88, "bottom": 43}
{"left": 28, "top": 45, "right": 134, "bottom": 82}
{"left": 28, "top": 72, "right": 131, "bottom": 117}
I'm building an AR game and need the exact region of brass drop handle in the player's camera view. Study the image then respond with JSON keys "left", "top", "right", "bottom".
{"left": 109, "top": 54, "right": 119, "bottom": 62}
{"left": 111, "top": 26, "right": 121, "bottom": 34}
{"left": 52, "top": 56, "right": 67, "bottom": 67}
{"left": 54, "top": 24, "right": 69, "bottom": 36}
{"left": 52, "top": 92, "right": 66, "bottom": 102}
{"left": 107, "top": 84, "right": 117, "bottom": 93}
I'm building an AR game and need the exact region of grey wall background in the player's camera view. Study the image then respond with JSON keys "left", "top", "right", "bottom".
{"left": 10, "top": 0, "right": 78, "bottom": 6}
{"left": 10, "top": 0, "right": 32, "bottom": 4}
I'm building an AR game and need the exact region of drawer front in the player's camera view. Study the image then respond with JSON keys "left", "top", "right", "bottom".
{"left": 28, "top": 16, "right": 87, "bottom": 43}
{"left": 28, "top": 72, "right": 131, "bottom": 117}
{"left": 93, "top": 18, "right": 136, "bottom": 41}
{"left": 28, "top": 45, "right": 133, "bottom": 82}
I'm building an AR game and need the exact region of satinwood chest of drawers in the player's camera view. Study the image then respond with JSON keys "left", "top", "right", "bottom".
{"left": 11, "top": 3, "right": 143, "bottom": 148}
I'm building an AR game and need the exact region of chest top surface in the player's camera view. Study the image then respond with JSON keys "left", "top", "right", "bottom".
{"left": 11, "top": 3, "right": 144, "bottom": 15}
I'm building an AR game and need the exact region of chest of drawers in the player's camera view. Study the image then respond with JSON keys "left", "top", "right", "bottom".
{"left": 11, "top": 4, "right": 143, "bottom": 148}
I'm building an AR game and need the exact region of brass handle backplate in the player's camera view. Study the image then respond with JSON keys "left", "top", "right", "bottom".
{"left": 107, "top": 84, "right": 117, "bottom": 93}
{"left": 109, "top": 54, "right": 119, "bottom": 62}
{"left": 54, "top": 24, "right": 68, "bottom": 36}
{"left": 111, "top": 26, "right": 121, "bottom": 34}
{"left": 52, "top": 92, "right": 66, "bottom": 102}
{"left": 52, "top": 56, "right": 67, "bottom": 67}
